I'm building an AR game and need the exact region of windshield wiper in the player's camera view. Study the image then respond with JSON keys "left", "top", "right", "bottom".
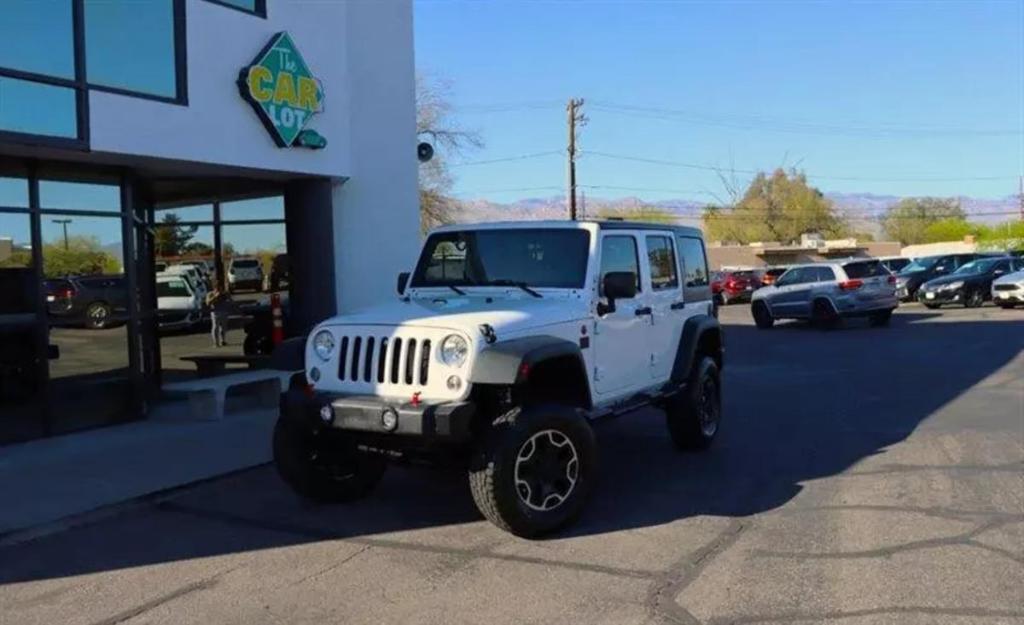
{"left": 486, "top": 280, "right": 543, "bottom": 298}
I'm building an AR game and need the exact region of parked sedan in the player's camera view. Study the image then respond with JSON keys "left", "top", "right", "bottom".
{"left": 751, "top": 259, "right": 898, "bottom": 329}
{"left": 991, "top": 267, "right": 1024, "bottom": 309}
{"left": 895, "top": 253, "right": 981, "bottom": 301}
{"left": 918, "top": 256, "right": 1021, "bottom": 308}
{"left": 714, "top": 270, "right": 761, "bottom": 305}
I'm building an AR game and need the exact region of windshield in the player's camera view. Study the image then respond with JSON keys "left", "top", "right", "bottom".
{"left": 900, "top": 257, "right": 940, "bottom": 274}
{"left": 410, "top": 229, "right": 591, "bottom": 289}
{"left": 953, "top": 258, "right": 1000, "bottom": 275}
{"left": 232, "top": 259, "right": 259, "bottom": 268}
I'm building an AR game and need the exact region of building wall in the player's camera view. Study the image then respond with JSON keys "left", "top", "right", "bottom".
{"left": 89, "top": 0, "right": 352, "bottom": 178}
{"left": 901, "top": 240, "right": 977, "bottom": 258}
{"left": 707, "top": 241, "right": 902, "bottom": 270}
{"left": 332, "top": 0, "right": 420, "bottom": 313}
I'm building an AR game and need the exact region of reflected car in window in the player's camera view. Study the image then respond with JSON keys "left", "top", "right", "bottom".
{"left": 43, "top": 275, "right": 128, "bottom": 329}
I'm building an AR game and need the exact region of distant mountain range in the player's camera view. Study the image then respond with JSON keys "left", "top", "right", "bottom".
{"left": 455, "top": 193, "right": 1022, "bottom": 240}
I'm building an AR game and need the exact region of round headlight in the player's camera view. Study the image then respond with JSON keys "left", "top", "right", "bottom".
{"left": 312, "top": 330, "right": 335, "bottom": 361}
{"left": 439, "top": 334, "right": 469, "bottom": 367}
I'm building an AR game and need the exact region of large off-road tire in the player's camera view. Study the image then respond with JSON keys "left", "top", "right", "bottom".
{"left": 273, "top": 416, "right": 386, "bottom": 503}
{"left": 468, "top": 405, "right": 597, "bottom": 538}
{"left": 84, "top": 301, "right": 112, "bottom": 329}
{"left": 752, "top": 302, "right": 774, "bottom": 329}
{"left": 964, "top": 289, "right": 984, "bottom": 308}
{"left": 868, "top": 309, "right": 893, "bottom": 327}
{"left": 666, "top": 356, "right": 722, "bottom": 451}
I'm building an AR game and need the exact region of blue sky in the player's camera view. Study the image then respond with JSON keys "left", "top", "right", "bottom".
{"left": 414, "top": 0, "right": 1024, "bottom": 204}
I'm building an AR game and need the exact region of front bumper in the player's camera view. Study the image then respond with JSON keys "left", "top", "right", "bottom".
{"left": 992, "top": 290, "right": 1024, "bottom": 304}
{"left": 918, "top": 289, "right": 961, "bottom": 304}
{"left": 282, "top": 386, "right": 476, "bottom": 443}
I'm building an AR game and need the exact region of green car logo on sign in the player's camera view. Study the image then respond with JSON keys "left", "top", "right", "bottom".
{"left": 239, "top": 32, "right": 326, "bottom": 149}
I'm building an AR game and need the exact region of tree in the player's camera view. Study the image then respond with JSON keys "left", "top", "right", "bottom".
{"left": 977, "top": 220, "right": 1024, "bottom": 251}
{"left": 154, "top": 213, "right": 198, "bottom": 258}
{"left": 417, "top": 74, "right": 481, "bottom": 231}
{"left": 881, "top": 197, "right": 964, "bottom": 245}
{"left": 921, "top": 218, "right": 986, "bottom": 244}
{"left": 42, "top": 235, "right": 120, "bottom": 278}
{"left": 597, "top": 206, "right": 678, "bottom": 224}
{"left": 702, "top": 169, "right": 846, "bottom": 244}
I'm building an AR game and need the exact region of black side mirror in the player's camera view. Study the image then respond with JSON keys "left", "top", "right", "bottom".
{"left": 599, "top": 271, "right": 637, "bottom": 314}
{"left": 396, "top": 272, "right": 410, "bottom": 295}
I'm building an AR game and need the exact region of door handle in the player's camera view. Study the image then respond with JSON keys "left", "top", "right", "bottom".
{"left": 670, "top": 301, "right": 686, "bottom": 310}
{"left": 635, "top": 306, "right": 652, "bottom": 316}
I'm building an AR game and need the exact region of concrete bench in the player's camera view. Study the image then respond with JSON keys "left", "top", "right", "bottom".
{"left": 162, "top": 369, "right": 297, "bottom": 421}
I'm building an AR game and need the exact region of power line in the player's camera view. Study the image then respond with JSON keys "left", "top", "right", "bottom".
{"left": 454, "top": 185, "right": 562, "bottom": 195}
{"left": 584, "top": 150, "right": 1019, "bottom": 182}
{"left": 589, "top": 101, "right": 1024, "bottom": 138}
{"left": 449, "top": 150, "right": 562, "bottom": 168}
{"left": 578, "top": 184, "right": 716, "bottom": 195}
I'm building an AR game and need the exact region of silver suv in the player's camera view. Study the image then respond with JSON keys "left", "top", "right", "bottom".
{"left": 750, "top": 259, "right": 898, "bottom": 329}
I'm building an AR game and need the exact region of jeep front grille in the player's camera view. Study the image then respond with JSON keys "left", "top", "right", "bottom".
{"left": 337, "top": 333, "right": 432, "bottom": 386}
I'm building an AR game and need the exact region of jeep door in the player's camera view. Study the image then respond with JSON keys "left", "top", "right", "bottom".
{"left": 593, "top": 233, "right": 651, "bottom": 397}
{"left": 642, "top": 234, "right": 683, "bottom": 381}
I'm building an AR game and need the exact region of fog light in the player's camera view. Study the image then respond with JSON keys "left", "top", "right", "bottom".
{"left": 381, "top": 407, "right": 399, "bottom": 432}
{"left": 319, "top": 404, "right": 334, "bottom": 423}
{"left": 309, "top": 367, "right": 321, "bottom": 382}
{"left": 446, "top": 375, "right": 462, "bottom": 391}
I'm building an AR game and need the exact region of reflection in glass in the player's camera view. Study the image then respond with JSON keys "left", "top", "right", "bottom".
{"left": 0, "top": 77, "right": 77, "bottom": 138}
{"left": 221, "top": 196, "right": 284, "bottom": 221}
{"left": 85, "top": 0, "right": 178, "bottom": 98}
{"left": 0, "top": 177, "right": 29, "bottom": 208}
{"left": 217, "top": 0, "right": 259, "bottom": 13}
{"left": 0, "top": 0, "right": 75, "bottom": 79}
{"left": 39, "top": 180, "right": 120, "bottom": 211}
{"left": 155, "top": 204, "right": 213, "bottom": 223}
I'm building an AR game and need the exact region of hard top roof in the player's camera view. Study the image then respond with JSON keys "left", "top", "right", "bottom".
{"left": 432, "top": 219, "right": 702, "bottom": 238}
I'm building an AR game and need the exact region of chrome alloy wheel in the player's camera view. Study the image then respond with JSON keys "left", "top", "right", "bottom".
{"left": 513, "top": 429, "right": 579, "bottom": 512}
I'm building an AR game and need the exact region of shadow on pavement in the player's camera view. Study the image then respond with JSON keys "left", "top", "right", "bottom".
{"left": 1, "top": 313, "right": 1021, "bottom": 582}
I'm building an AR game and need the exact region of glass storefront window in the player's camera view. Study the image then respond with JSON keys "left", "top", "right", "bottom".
{"left": 221, "top": 196, "right": 285, "bottom": 221}
{"left": 0, "top": 177, "right": 29, "bottom": 208}
{"left": 0, "top": 212, "right": 34, "bottom": 312}
{"left": 39, "top": 180, "right": 120, "bottom": 212}
{"left": 0, "top": 0, "right": 75, "bottom": 80}
{"left": 84, "top": 0, "right": 178, "bottom": 99}
{"left": 207, "top": 0, "right": 265, "bottom": 15}
{"left": 0, "top": 77, "right": 78, "bottom": 138}
{"left": 157, "top": 204, "right": 213, "bottom": 223}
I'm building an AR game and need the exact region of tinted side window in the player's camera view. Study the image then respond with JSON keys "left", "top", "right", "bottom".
{"left": 815, "top": 266, "right": 837, "bottom": 281}
{"left": 677, "top": 236, "right": 709, "bottom": 287}
{"left": 842, "top": 260, "right": 885, "bottom": 279}
{"left": 600, "top": 236, "right": 640, "bottom": 295}
{"left": 645, "top": 236, "right": 678, "bottom": 290}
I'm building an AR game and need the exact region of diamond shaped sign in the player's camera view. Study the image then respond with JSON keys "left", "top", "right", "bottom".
{"left": 238, "top": 32, "right": 326, "bottom": 149}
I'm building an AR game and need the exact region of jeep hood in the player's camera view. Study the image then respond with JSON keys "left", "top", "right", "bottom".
{"left": 321, "top": 295, "right": 590, "bottom": 336}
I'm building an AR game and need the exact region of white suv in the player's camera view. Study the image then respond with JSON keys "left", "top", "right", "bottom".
{"left": 275, "top": 221, "right": 725, "bottom": 537}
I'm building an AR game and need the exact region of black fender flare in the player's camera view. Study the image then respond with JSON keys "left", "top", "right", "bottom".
{"left": 469, "top": 335, "right": 591, "bottom": 402}
{"left": 669, "top": 315, "right": 724, "bottom": 385}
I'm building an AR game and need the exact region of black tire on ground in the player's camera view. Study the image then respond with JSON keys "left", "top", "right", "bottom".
{"left": 964, "top": 289, "right": 984, "bottom": 308}
{"left": 752, "top": 302, "right": 774, "bottom": 329}
{"left": 924, "top": 303, "right": 941, "bottom": 309}
{"left": 665, "top": 356, "right": 722, "bottom": 452}
{"left": 812, "top": 299, "right": 840, "bottom": 329}
{"left": 84, "top": 301, "right": 111, "bottom": 329}
{"left": 869, "top": 309, "right": 894, "bottom": 327}
{"left": 273, "top": 416, "right": 386, "bottom": 503}
{"left": 468, "top": 405, "right": 597, "bottom": 538}
{"left": 997, "top": 303, "right": 1017, "bottom": 310}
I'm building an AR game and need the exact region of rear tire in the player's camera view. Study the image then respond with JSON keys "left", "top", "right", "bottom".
{"left": 468, "top": 405, "right": 597, "bottom": 538}
{"left": 273, "top": 417, "right": 386, "bottom": 503}
{"left": 752, "top": 302, "right": 774, "bottom": 329}
{"left": 869, "top": 309, "right": 893, "bottom": 327}
{"left": 666, "top": 356, "right": 722, "bottom": 451}
{"left": 84, "top": 301, "right": 111, "bottom": 329}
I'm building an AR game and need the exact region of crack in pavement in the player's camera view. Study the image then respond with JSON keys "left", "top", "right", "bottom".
{"left": 751, "top": 516, "right": 1023, "bottom": 565}
{"left": 287, "top": 544, "right": 374, "bottom": 587}
{"left": 645, "top": 520, "right": 746, "bottom": 625}
{"left": 157, "top": 501, "right": 659, "bottom": 581}
{"left": 844, "top": 460, "right": 1023, "bottom": 477}
{"left": 706, "top": 605, "right": 1024, "bottom": 624}
{"left": 85, "top": 568, "right": 231, "bottom": 625}
{"left": 772, "top": 504, "right": 1022, "bottom": 523}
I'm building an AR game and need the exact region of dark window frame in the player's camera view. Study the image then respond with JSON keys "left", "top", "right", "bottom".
{"left": 201, "top": 0, "right": 267, "bottom": 18}
{"left": 0, "top": 0, "right": 188, "bottom": 150}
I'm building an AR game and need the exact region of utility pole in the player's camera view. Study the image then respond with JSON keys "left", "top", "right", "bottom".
{"left": 1018, "top": 175, "right": 1023, "bottom": 220}
{"left": 52, "top": 219, "right": 72, "bottom": 250}
{"left": 566, "top": 98, "right": 586, "bottom": 220}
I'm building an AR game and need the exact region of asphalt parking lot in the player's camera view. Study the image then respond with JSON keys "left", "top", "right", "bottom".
{"left": 2, "top": 303, "right": 1022, "bottom": 625}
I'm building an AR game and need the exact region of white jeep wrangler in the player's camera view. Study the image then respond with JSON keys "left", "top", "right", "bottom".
{"left": 275, "top": 220, "right": 724, "bottom": 537}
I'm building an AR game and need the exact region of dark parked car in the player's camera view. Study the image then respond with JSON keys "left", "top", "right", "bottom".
{"left": 917, "top": 256, "right": 1021, "bottom": 308}
{"left": 44, "top": 275, "right": 128, "bottom": 329}
{"left": 714, "top": 270, "right": 761, "bottom": 305}
{"left": 879, "top": 256, "right": 912, "bottom": 274}
{"left": 760, "top": 266, "right": 788, "bottom": 288}
{"left": 894, "top": 253, "right": 982, "bottom": 301}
